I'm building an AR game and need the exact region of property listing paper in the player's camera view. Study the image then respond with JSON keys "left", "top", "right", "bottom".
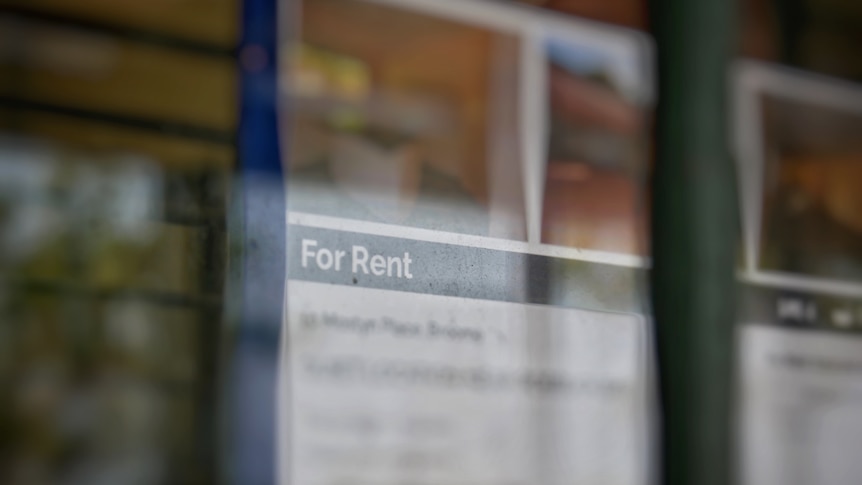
{"left": 279, "top": 0, "right": 655, "bottom": 484}
{"left": 735, "top": 62, "right": 862, "bottom": 485}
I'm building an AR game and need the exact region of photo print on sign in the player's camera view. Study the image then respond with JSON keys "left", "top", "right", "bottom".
{"left": 284, "top": 0, "right": 525, "bottom": 240}
{"left": 540, "top": 36, "right": 650, "bottom": 255}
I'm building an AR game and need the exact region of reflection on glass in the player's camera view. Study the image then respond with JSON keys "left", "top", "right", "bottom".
{"left": 0, "top": 3, "right": 236, "bottom": 485}
{"left": 0, "top": 135, "right": 227, "bottom": 485}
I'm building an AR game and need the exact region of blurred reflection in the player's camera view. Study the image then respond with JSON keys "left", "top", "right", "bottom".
{"left": 0, "top": 136, "right": 227, "bottom": 485}
{"left": 0, "top": 5, "right": 234, "bottom": 484}
{"left": 0, "top": 0, "right": 238, "bottom": 47}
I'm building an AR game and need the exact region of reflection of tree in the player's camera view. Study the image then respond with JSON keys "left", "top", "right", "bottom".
{"left": 0, "top": 150, "right": 225, "bottom": 484}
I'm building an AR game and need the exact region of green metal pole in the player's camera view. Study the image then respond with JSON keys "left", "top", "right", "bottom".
{"left": 650, "top": 0, "right": 738, "bottom": 484}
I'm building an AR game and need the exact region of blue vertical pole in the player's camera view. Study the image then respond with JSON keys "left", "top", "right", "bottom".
{"left": 228, "top": 0, "right": 284, "bottom": 483}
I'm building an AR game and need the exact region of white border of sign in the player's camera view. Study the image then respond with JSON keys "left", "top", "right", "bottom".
{"left": 277, "top": 3, "right": 656, "bottom": 485}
